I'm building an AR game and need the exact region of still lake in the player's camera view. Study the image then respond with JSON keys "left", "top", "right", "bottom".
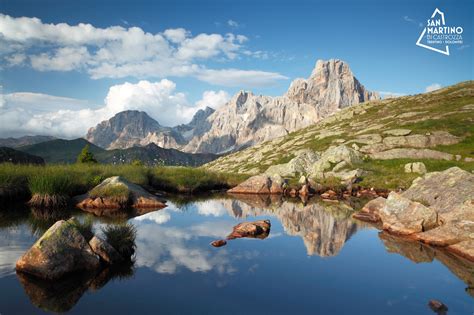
{"left": 0, "top": 195, "right": 473, "bottom": 314}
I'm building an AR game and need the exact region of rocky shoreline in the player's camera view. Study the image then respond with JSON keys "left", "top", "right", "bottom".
{"left": 227, "top": 166, "right": 474, "bottom": 263}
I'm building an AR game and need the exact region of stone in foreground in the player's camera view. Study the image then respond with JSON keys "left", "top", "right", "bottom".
{"left": 354, "top": 167, "right": 474, "bottom": 261}
{"left": 16, "top": 219, "right": 100, "bottom": 280}
{"left": 228, "top": 174, "right": 286, "bottom": 194}
{"left": 227, "top": 220, "right": 271, "bottom": 240}
{"left": 75, "top": 176, "right": 166, "bottom": 210}
{"left": 89, "top": 236, "right": 123, "bottom": 264}
{"left": 379, "top": 192, "right": 438, "bottom": 235}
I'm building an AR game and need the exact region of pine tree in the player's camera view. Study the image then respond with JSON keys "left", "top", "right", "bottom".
{"left": 77, "top": 144, "right": 98, "bottom": 164}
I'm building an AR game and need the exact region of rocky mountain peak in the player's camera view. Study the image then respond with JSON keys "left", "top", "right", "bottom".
{"left": 85, "top": 110, "right": 183, "bottom": 150}
{"left": 311, "top": 59, "right": 351, "bottom": 78}
{"left": 184, "top": 59, "right": 380, "bottom": 154}
{"left": 187, "top": 106, "right": 215, "bottom": 127}
{"left": 85, "top": 59, "right": 379, "bottom": 154}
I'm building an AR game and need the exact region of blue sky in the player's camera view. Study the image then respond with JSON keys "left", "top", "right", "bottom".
{"left": 0, "top": 0, "right": 472, "bottom": 137}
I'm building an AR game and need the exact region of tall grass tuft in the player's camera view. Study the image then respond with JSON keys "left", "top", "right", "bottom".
{"left": 28, "top": 172, "right": 74, "bottom": 208}
{"left": 102, "top": 223, "right": 137, "bottom": 259}
{"left": 151, "top": 166, "right": 247, "bottom": 193}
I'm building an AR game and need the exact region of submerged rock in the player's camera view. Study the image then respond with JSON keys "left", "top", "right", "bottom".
{"left": 428, "top": 299, "right": 448, "bottom": 314}
{"left": 210, "top": 240, "right": 227, "bottom": 247}
{"left": 75, "top": 176, "right": 166, "bottom": 210}
{"left": 227, "top": 220, "right": 271, "bottom": 240}
{"left": 16, "top": 218, "right": 100, "bottom": 280}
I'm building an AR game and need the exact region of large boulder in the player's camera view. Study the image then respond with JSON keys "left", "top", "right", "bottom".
{"left": 228, "top": 174, "right": 286, "bottom": 194}
{"left": 16, "top": 219, "right": 100, "bottom": 280}
{"left": 401, "top": 167, "right": 474, "bottom": 214}
{"left": 354, "top": 167, "right": 474, "bottom": 261}
{"left": 265, "top": 149, "right": 320, "bottom": 177}
{"left": 75, "top": 176, "right": 166, "bottom": 210}
{"left": 378, "top": 192, "right": 438, "bottom": 235}
{"left": 310, "top": 145, "right": 362, "bottom": 180}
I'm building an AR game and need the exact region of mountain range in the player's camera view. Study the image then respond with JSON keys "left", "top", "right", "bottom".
{"left": 0, "top": 59, "right": 380, "bottom": 165}
{"left": 85, "top": 59, "right": 378, "bottom": 154}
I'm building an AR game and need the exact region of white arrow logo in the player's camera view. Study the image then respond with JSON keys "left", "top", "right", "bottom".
{"left": 416, "top": 8, "right": 450, "bottom": 56}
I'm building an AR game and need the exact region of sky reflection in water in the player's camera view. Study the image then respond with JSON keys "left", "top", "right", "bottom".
{"left": 0, "top": 196, "right": 473, "bottom": 314}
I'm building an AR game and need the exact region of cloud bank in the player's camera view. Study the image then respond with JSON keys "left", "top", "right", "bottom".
{"left": 0, "top": 80, "right": 230, "bottom": 138}
{"left": 0, "top": 14, "right": 287, "bottom": 87}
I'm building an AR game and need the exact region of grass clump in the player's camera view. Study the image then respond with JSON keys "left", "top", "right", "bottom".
{"left": 28, "top": 172, "right": 73, "bottom": 196}
{"left": 102, "top": 223, "right": 137, "bottom": 259}
{"left": 27, "top": 172, "right": 74, "bottom": 208}
{"left": 90, "top": 185, "right": 130, "bottom": 199}
{"left": 89, "top": 184, "right": 131, "bottom": 207}
{"left": 151, "top": 166, "right": 247, "bottom": 193}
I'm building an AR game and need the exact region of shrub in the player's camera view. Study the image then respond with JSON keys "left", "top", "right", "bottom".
{"left": 102, "top": 223, "right": 137, "bottom": 259}
{"left": 77, "top": 145, "right": 98, "bottom": 164}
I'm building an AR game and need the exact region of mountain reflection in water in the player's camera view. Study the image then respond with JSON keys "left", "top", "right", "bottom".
{"left": 0, "top": 195, "right": 473, "bottom": 314}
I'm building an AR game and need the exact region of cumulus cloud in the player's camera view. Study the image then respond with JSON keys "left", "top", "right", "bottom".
{"left": 0, "top": 14, "right": 286, "bottom": 87}
{"left": 425, "top": 83, "right": 442, "bottom": 92}
{"left": 195, "top": 90, "right": 230, "bottom": 110}
{"left": 0, "top": 79, "right": 230, "bottom": 138}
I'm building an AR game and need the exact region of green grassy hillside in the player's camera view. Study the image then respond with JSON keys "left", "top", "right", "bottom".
{"left": 204, "top": 81, "right": 474, "bottom": 189}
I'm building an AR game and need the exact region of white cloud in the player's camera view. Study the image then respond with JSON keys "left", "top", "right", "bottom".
{"left": 0, "top": 79, "right": 230, "bottom": 138}
{"left": 0, "top": 14, "right": 286, "bottom": 87}
{"left": 5, "top": 53, "right": 26, "bottom": 66}
{"left": 227, "top": 20, "right": 239, "bottom": 29}
{"left": 195, "top": 90, "right": 230, "bottom": 110}
{"left": 30, "top": 46, "right": 91, "bottom": 71}
{"left": 163, "top": 28, "right": 189, "bottom": 43}
{"left": 425, "top": 83, "right": 442, "bottom": 92}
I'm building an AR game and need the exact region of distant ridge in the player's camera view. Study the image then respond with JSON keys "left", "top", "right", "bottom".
{"left": 17, "top": 138, "right": 217, "bottom": 166}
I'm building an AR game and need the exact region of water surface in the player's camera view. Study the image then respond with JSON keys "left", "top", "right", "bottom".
{"left": 0, "top": 195, "right": 473, "bottom": 314}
